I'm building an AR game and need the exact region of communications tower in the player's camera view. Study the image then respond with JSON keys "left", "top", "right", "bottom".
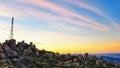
{"left": 9, "top": 17, "right": 14, "bottom": 40}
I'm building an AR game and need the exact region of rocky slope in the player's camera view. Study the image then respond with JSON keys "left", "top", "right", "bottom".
{"left": 0, "top": 39, "right": 120, "bottom": 68}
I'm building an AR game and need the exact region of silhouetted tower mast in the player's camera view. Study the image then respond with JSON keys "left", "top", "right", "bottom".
{"left": 9, "top": 17, "right": 14, "bottom": 39}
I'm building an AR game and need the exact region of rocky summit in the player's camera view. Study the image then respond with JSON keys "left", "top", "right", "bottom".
{"left": 0, "top": 39, "right": 120, "bottom": 68}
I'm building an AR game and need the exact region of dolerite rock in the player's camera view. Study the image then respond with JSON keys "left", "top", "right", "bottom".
{"left": 35, "top": 50, "right": 39, "bottom": 56}
{"left": 0, "top": 53, "right": 6, "bottom": 59}
{"left": 0, "top": 48, "right": 3, "bottom": 53}
{"left": 0, "top": 53, "right": 8, "bottom": 67}
{"left": 8, "top": 39, "right": 16, "bottom": 51}
{"left": 11, "top": 51, "right": 17, "bottom": 56}
{"left": 8, "top": 39, "right": 16, "bottom": 46}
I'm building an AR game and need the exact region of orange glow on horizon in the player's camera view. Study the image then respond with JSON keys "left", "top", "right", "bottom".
{"left": 34, "top": 40, "right": 120, "bottom": 54}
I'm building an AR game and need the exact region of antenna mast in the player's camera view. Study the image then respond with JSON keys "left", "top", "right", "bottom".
{"left": 9, "top": 17, "right": 14, "bottom": 39}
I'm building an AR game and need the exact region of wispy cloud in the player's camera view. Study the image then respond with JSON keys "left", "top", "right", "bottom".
{"left": 0, "top": 1, "right": 81, "bottom": 34}
{"left": 24, "top": 5, "right": 108, "bottom": 31}
{"left": 67, "top": 0, "right": 119, "bottom": 31}
{"left": 0, "top": 3, "right": 23, "bottom": 18}
{"left": 68, "top": 1, "right": 108, "bottom": 19}
{"left": 14, "top": 0, "right": 109, "bottom": 31}
{"left": 24, "top": 7, "right": 60, "bottom": 20}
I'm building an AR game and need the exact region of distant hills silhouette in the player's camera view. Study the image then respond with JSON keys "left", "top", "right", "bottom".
{"left": 101, "top": 56, "right": 120, "bottom": 63}
{"left": 96, "top": 53, "right": 120, "bottom": 64}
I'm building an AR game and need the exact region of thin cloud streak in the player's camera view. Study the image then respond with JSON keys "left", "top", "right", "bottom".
{"left": 25, "top": 8, "right": 60, "bottom": 20}
{"left": 14, "top": 0, "right": 109, "bottom": 31}
{"left": 24, "top": 8, "right": 82, "bottom": 32}
{"left": 68, "top": 1, "right": 109, "bottom": 19}
{"left": 68, "top": 0, "right": 119, "bottom": 31}
{"left": 0, "top": 4, "right": 23, "bottom": 18}
{"left": 0, "top": 2, "right": 81, "bottom": 33}
{"left": 24, "top": 6, "right": 108, "bottom": 31}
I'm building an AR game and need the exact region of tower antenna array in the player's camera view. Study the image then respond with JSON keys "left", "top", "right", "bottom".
{"left": 9, "top": 17, "right": 14, "bottom": 39}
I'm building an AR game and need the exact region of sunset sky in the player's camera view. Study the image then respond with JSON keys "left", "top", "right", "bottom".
{"left": 0, "top": 0, "right": 120, "bottom": 54}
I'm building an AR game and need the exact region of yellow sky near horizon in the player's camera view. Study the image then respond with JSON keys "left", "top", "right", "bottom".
{"left": 34, "top": 37, "right": 120, "bottom": 54}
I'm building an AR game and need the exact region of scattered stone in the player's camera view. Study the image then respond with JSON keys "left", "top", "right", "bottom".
{"left": 0, "top": 39, "right": 119, "bottom": 68}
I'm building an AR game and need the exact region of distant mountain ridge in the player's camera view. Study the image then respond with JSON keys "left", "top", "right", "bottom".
{"left": 96, "top": 53, "right": 120, "bottom": 64}
{"left": 101, "top": 56, "right": 120, "bottom": 64}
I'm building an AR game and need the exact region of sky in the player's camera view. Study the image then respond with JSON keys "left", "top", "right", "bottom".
{"left": 0, "top": 0, "right": 120, "bottom": 54}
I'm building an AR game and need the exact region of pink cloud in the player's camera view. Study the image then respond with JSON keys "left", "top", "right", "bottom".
{"left": 24, "top": 8, "right": 60, "bottom": 20}
{"left": 13, "top": 0, "right": 109, "bottom": 31}
{"left": 0, "top": 4, "right": 24, "bottom": 18}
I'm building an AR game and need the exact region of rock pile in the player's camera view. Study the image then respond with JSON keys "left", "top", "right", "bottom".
{"left": 0, "top": 39, "right": 120, "bottom": 68}
{"left": 0, "top": 39, "right": 38, "bottom": 68}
